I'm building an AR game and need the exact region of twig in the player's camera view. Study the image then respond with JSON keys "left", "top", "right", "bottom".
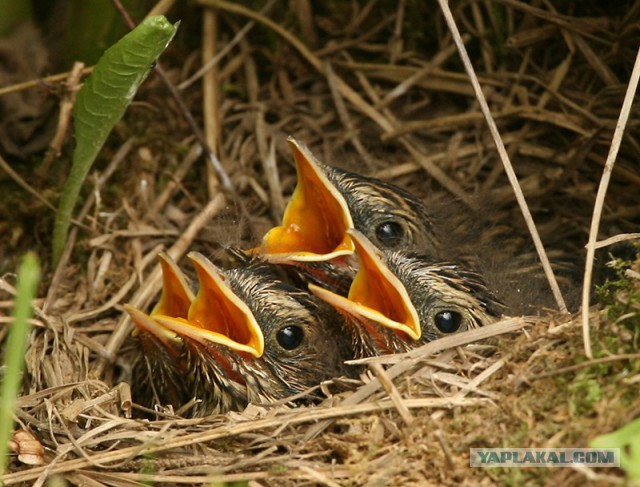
{"left": 157, "top": 60, "right": 234, "bottom": 193}
{"left": 592, "top": 233, "right": 640, "bottom": 250}
{"left": 350, "top": 317, "right": 531, "bottom": 365}
{"left": 2, "top": 397, "right": 487, "bottom": 484}
{"left": 198, "top": 0, "right": 471, "bottom": 203}
{"left": 581, "top": 45, "right": 640, "bottom": 358}
{"left": 153, "top": 143, "right": 202, "bottom": 212}
{"left": 304, "top": 317, "right": 529, "bottom": 440}
{"left": 38, "top": 62, "right": 85, "bottom": 180}
{"left": 299, "top": 466, "right": 343, "bottom": 487}
{"left": 0, "top": 153, "right": 58, "bottom": 213}
{"left": 437, "top": 0, "right": 568, "bottom": 313}
{"left": 325, "top": 62, "right": 371, "bottom": 160}
{"left": 146, "top": 0, "right": 177, "bottom": 19}
{"left": 526, "top": 354, "right": 640, "bottom": 382}
{"left": 255, "top": 111, "right": 285, "bottom": 221}
{"left": 435, "top": 430, "right": 455, "bottom": 470}
{"left": 202, "top": 8, "right": 222, "bottom": 197}
{"left": 177, "top": 0, "right": 277, "bottom": 91}
{"left": 369, "top": 363, "right": 414, "bottom": 426}
{"left": 0, "top": 68, "right": 93, "bottom": 97}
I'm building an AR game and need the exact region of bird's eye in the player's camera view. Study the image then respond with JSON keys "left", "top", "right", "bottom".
{"left": 375, "top": 220, "right": 405, "bottom": 248}
{"left": 434, "top": 310, "right": 462, "bottom": 333}
{"left": 276, "top": 325, "right": 304, "bottom": 350}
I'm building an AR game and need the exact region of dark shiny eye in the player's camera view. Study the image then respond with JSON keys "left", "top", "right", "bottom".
{"left": 375, "top": 221, "right": 405, "bottom": 248}
{"left": 276, "top": 325, "right": 304, "bottom": 350}
{"left": 434, "top": 311, "right": 462, "bottom": 333}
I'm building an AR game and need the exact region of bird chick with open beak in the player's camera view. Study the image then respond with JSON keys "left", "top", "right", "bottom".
{"left": 250, "top": 137, "right": 441, "bottom": 289}
{"left": 248, "top": 137, "right": 575, "bottom": 314}
{"left": 308, "top": 230, "right": 505, "bottom": 358}
{"left": 127, "top": 252, "right": 352, "bottom": 417}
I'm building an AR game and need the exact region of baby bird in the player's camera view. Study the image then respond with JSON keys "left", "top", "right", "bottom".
{"left": 127, "top": 252, "right": 351, "bottom": 417}
{"left": 252, "top": 137, "right": 569, "bottom": 313}
{"left": 308, "top": 230, "right": 504, "bottom": 358}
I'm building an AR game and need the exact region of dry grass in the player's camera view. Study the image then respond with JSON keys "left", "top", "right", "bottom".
{"left": 1, "top": 0, "right": 640, "bottom": 485}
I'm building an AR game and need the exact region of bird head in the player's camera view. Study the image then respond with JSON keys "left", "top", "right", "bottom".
{"left": 309, "top": 229, "right": 504, "bottom": 357}
{"left": 223, "top": 263, "right": 352, "bottom": 400}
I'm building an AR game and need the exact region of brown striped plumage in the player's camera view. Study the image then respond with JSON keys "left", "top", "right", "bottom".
{"left": 320, "top": 162, "right": 441, "bottom": 255}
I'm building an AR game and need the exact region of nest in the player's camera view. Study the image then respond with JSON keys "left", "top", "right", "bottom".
{"left": 1, "top": 0, "right": 640, "bottom": 485}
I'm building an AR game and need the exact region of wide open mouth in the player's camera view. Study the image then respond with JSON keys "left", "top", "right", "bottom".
{"left": 309, "top": 229, "right": 421, "bottom": 341}
{"left": 253, "top": 136, "right": 355, "bottom": 262}
{"left": 127, "top": 252, "right": 264, "bottom": 358}
{"left": 151, "top": 252, "right": 195, "bottom": 318}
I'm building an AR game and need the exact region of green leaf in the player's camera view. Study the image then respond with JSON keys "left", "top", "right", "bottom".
{"left": 591, "top": 419, "right": 640, "bottom": 482}
{"left": 0, "top": 253, "right": 41, "bottom": 477}
{"left": 52, "top": 15, "right": 179, "bottom": 266}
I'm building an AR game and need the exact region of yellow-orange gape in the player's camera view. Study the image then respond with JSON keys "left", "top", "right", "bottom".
{"left": 253, "top": 137, "right": 441, "bottom": 259}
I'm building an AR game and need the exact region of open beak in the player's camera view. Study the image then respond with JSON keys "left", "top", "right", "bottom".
{"left": 127, "top": 252, "right": 265, "bottom": 358}
{"left": 309, "top": 229, "right": 421, "bottom": 341}
{"left": 152, "top": 253, "right": 195, "bottom": 318}
{"left": 254, "top": 136, "right": 355, "bottom": 262}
